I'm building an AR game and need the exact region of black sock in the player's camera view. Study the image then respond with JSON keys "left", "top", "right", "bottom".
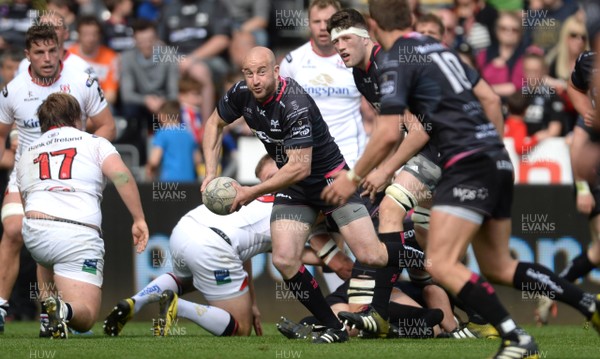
{"left": 371, "top": 232, "right": 403, "bottom": 319}
{"left": 559, "top": 252, "right": 595, "bottom": 282}
{"left": 220, "top": 315, "right": 238, "bottom": 336}
{"left": 457, "top": 273, "right": 519, "bottom": 340}
{"left": 382, "top": 232, "right": 406, "bottom": 266}
{"left": 65, "top": 303, "right": 73, "bottom": 321}
{"left": 284, "top": 266, "right": 341, "bottom": 329}
{"left": 40, "top": 301, "right": 47, "bottom": 315}
{"left": 390, "top": 302, "right": 443, "bottom": 338}
{"left": 513, "top": 262, "right": 597, "bottom": 319}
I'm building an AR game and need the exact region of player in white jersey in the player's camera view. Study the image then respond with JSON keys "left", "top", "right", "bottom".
{"left": 103, "top": 155, "right": 354, "bottom": 337}
{"left": 16, "top": 12, "right": 94, "bottom": 78}
{"left": 16, "top": 93, "right": 148, "bottom": 338}
{"left": 279, "top": 0, "right": 367, "bottom": 168}
{"left": 0, "top": 24, "right": 116, "bottom": 333}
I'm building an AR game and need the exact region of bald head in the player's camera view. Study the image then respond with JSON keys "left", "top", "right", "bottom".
{"left": 241, "top": 47, "right": 280, "bottom": 103}
{"left": 242, "top": 46, "right": 276, "bottom": 70}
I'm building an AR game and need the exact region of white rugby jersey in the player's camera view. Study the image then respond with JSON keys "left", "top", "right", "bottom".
{"left": 180, "top": 195, "right": 274, "bottom": 262}
{"left": 0, "top": 63, "right": 107, "bottom": 162}
{"left": 17, "top": 127, "right": 118, "bottom": 228}
{"left": 17, "top": 50, "right": 94, "bottom": 77}
{"left": 279, "top": 41, "right": 366, "bottom": 167}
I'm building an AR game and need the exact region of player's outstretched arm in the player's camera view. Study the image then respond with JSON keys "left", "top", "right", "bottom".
{"left": 201, "top": 109, "right": 227, "bottom": 191}
{"left": 102, "top": 153, "right": 149, "bottom": 253}
{"left": 473, "top": 79, "right": 503, "bottom": 140}
{"left": 89, "top": 107, "right": 117, "bottom": 141}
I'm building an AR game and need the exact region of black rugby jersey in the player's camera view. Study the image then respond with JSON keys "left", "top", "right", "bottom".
{"left": 353, "top": 43, "right": 383, "bottom": 111}
{"left": 571, "top": 51, "right": 596, "bottom": 95}
{"left": 217, "top": 77, "right": 345, "bottom": 185}
{"left": 378, "top": 32, "right": 504, "bottom": 166}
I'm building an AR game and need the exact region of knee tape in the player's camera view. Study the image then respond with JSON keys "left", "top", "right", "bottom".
{"left": 410, "top": 206, "right": 431, "bottom": 230}
{"left": 385, "top": 183, "right": 418, "bottom": 212}
{"left": 316, "top": 238, "right": 340, "bottom": 266}
{"left": 1, "top": 202, "right": 24, "bottom": 222}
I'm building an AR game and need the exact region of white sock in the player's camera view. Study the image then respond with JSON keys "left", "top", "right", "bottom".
{"left": 0, "top": 297, "right": 8, "bottom": 307}
{"left": 131, "top": 274, "right": 179, "bottom": 314}
{"left": 177, "top": 299, "right": 234, "bottom": 336}
{"left": 322, "top": 272, "right": 344, "bottom": 294}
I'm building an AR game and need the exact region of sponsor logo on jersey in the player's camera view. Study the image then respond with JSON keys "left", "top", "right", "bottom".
{"left": 276, "top": 193, "right": 292, "bottom": 199}
{"left": 452, "top": 186, "right": 488, "bottom": 202}
{"left": 379, "top": 71, "right": 397, "bottom": 96}
{"left": 285, "top": 53, "right": 293, "bottom": 63}
{"left": 82, "top": 259, "right": 98, "bottom": 275}
{"left": 2, "top": 86, "right": 8, "bottom": 97}
{"left": 24, "top": 118, "right": 40, "bottom": 128}
{"left": 270, "top": 119, "right": 281, "bottom": 132}
{"left": 214, "top": 269, "right": 231, "bottom": 285}
{"left": 60, "top": 84, "right": 71, "bottom": 94}
{"left": 25, "top": 90, "right": 39, "bottom": 102}
{"left": 253, "top": 130, "right": 282, "bottom": 144}
{"left": 291, "top": 124, "right": 309, "bottom": 137}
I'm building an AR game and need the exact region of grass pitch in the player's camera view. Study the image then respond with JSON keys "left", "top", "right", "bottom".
{"left": 2, "top": 321, "right": 599, "bottom": 359}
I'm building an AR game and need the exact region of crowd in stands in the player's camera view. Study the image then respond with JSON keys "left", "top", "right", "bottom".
{"left": 0, "top": 0, "right": 589, "bottom": 183}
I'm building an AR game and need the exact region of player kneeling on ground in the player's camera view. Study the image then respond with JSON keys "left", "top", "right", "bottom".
{"left": 104, "top": 155, "right": 354, "bottom": 337}
{"left": 17, "top": 93, "right": 148, "bottom": 338}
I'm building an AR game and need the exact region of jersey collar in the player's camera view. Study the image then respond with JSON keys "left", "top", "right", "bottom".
{"left": 261, "top": 77, "right": 287, "bottom": 106}
{"left": 28, "top": 61, "right": 63, "bottom": 87}
{"left": 365, "top": 43, "right": 382, "bottom": 73}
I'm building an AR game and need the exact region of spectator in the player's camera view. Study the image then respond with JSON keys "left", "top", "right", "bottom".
{"left": 0, "top": 49, "right": 22, "bottom": 87}
{"left": 546, "top": 15, "right": 589, "bottom": 89}
{"left": 454, "top": 0, "right": 493, "bottom": 51}
{"left": 521, "top": 53, "right": 566, "bottom": 141}
{"left": 505, "top": 92, "right": 538, "bottom": 156}
{"left": 415, "top": 13, "right": 445, "bottom": 41}
{"left": 0, "top": 0, "right": 34, "bottom": 51}
{"left": 119, "top": 20, "right": 179, "bottom": 165}
{"left": 225, "top": 0, "right": 270, "bottom": 46}
{"left": 525, "top": 0, "right": 578, "bottom": 53}
{"left": 477, "top": 11, "right": 526, "bottom": 98}
{"left": 146, "top": 100, "right": 201, "bottom": 182}
{"left": 69, "top": 15, "right": 120, "bottom": 105}
{"left": 102, "top": 0, "right": 135, "bottom": 52}
{"left": 178, "top": 74, "right": 203, "bottom": 144}
{"left": 159, "top": 0, "right": 232, "bottom": 83}
{"left": 46, "top": 0, "right": 79, "bottom": 48}
{"left": 433, "top": 8, "right": 458, "bottom": 48}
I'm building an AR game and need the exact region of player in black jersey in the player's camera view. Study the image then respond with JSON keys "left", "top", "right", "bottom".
{"left": 201, "top": 46, "right": 418, "bottom": 344}
{"left": 535, "top": 51, "right": 600, "bottom": 326}
{"left": 326, "top": 8, "right": 499, "bottom": 339}
{"left": 323, "top": 1, "right": 600, "bottom": 357}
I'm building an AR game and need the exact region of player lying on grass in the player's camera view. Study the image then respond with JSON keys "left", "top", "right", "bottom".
{"left": 17, "top": 93, "right": 147, "bottom": 339}
{"left": 278, "top": 220, "right": 498, "bottom": 340}
{"left": 104, "top": 156, "right": 354, "bottom": 337}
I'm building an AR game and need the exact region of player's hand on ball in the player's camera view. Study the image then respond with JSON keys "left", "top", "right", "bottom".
{"left": 132, "top": 219, "right": 149, "bottom": 253}
{"left": 321, "top": 169, "right": 357, "bottom": 206}
{"left": 230, "top": 183, "right": 258, "bottom": 212}
{"left": 200, "top": 173, "right": 216, "bottom": 193}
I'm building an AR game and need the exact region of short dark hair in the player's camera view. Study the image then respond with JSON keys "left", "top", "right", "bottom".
{"left": 255, "top": 154, "right": 275, "bottom": 179}
{"left": 179, "top": 74, "right": 203, "bottom": 94}
{"left": 506, "top": 92, "right": 528, "bottom": 116}
{"left": 38, "top": 93, "right": 82, "bottom": 132}
{"left": 132, "top": 19, "right": 157, "bottom": 34}
{"left": 76, "top": 15, "right": 103, "bottom": 35}
{"left": 369, "top": 0, "right": 412, "bottom": 31}
{"left": 327, "top": 8, "right": 368, "bottom": 34}
{"left": 416, "top": 13, "right": 445, "bottom": 36}
{"left": 309, "top": 0, "right": 341, "bottom": 17}
{"left": 26, "top": 25, "right": 59, "bottom": 50}
{"left": 158, "top": 100, "right": 181, "bottom": 122}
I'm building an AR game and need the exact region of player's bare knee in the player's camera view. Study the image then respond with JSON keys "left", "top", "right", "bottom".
{"left": 1, "top": 216, "right": 23, "bottom": 244}
{"left": 272, "top": 253, "right": 300, "bottom": 277}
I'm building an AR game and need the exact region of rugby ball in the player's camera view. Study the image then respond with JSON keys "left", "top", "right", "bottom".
{"left": 202, "top": 177, "right": 238, "bottom": 215}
